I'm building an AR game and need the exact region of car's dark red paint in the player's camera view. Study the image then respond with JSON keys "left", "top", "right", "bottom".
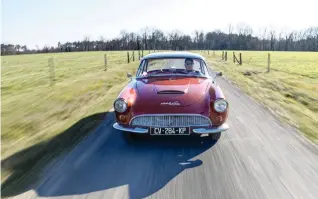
{"left": 114, "top": 76, "right": 228, "bottom": 127}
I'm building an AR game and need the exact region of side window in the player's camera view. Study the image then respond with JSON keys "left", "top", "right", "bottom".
{"left": 201, "top": 61, "right": 210, "bottom": 76}
{"left": 199, "top": 60, "right": 206, "bottom": 75}
{"left": 136, "top": 60, "right": 146, "bottom": 77}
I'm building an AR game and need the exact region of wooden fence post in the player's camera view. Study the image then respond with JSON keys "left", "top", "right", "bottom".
{"left": 127, "top": 52, "right": 130, "bottom": 63}
{"left": 138, "top": 50, "right": 140, "bottom": 60}
{"left": 225, "top": 52, "right": 228, "bottom": 61}
{"left": 133, "top": 51, "right": 135, "bottom": 62}
{"left": 222, "top": 51, "right": 224, "bottom": 60}
{"left": 233, "top": 52, "right": 235, "bottom": 63}
{"left": 104, "top": 53, "right": 107, "bottom": 71}
{"left": 142, "top": 50, "right": 144, "bottom": 58}
{"left": 239, "top": 53, "right": 242, "bottom": 65}
{"left": 48, "top": 57, "right": 55, "bottom": 86}
{"left": 267, "top": 53, "right": 271, "bottom": 72}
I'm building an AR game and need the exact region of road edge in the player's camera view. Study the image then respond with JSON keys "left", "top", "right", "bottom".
{"left": 211, "top": 66, "right": 318, "bottom": 152}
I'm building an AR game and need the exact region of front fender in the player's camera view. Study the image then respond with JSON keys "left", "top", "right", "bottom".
{"left": 208, "top": 83, "right": 229, "bottom": 126}
{"left": 114, "top": 80, "right": 137, "bottom": 125}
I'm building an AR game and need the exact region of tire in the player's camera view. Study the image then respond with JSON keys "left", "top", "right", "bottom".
{"left": 209, "top": 132, "right": 221, "bottom": 141}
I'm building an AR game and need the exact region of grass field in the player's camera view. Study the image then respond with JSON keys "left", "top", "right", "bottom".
{"left": 1, "top": 51, "right": 145, "bottom": 192}
{"left": 200, "top": 50, "right": 318, "bottom": 143}
{"left": 1, "top": 50, "right": 317, "bottom": 194}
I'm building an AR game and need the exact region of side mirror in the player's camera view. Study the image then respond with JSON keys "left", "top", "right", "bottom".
{"left": 127, "top": 73, "right": 132, "bottom": 78}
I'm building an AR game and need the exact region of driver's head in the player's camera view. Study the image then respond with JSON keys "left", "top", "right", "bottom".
{"left": 184, "top": 58, "right": 194, "bottom": 71}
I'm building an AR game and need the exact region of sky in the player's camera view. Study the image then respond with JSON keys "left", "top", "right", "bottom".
{"left": 2, "top": 0, "right": 318, "bottom": 49}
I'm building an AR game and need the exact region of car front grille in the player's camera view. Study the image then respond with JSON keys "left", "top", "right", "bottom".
{"left": 130, "top": 114, "right": 212, "bottom": 127}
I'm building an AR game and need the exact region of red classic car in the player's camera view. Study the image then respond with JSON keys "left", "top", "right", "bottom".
{"left": 113, "top": 51, "right": 229, "bottom": 141}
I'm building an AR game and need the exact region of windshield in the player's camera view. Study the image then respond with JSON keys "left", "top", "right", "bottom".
{"left": 136, "top": 58, "right": 208, "bottom": 78}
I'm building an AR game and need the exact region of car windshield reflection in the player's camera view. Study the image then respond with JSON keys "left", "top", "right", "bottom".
{"left": 137, "top": 57, "right": 209, "bottom": 78}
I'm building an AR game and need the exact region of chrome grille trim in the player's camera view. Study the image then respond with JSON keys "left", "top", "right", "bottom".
{"left": 129, "top": 114, "right": 212, "bottom": 127}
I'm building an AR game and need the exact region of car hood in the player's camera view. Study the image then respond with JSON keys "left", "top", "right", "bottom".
{"left": 135, "top": 77, "right": 210, "bottom": 107}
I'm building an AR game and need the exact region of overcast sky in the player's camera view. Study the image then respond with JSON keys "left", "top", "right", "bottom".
{"left": 2, "top": 0, "right": 317, "bottom": 49}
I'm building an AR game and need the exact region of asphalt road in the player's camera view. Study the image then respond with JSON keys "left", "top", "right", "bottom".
{"left": 9, "top": 73, "right": 318, "bottom": 199}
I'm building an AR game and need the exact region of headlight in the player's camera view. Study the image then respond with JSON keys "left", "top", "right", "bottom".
{"left": 214, "top": 99, "right": 228, "bottom": 112}
{"left": 114, "top": 99, "right": 128, "bottom": 113}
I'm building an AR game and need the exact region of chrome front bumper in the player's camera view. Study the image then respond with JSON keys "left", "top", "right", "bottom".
{"left": 113, "top": 123, "right": 229, "bottom": 134}
{"left": 192, "top": 123, "right": 229, "bottom": 134}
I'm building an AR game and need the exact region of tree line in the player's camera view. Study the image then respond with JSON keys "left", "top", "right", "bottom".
{"left": 1, "top": 25, "right": 318, "bottom": 55}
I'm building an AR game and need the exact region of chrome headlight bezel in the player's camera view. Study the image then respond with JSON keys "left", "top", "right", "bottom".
{"left": 214, "top": 99, "right": 228, "bottom": 113}
{"left": 114, "top": 98, "right": 128, "bottom": 113}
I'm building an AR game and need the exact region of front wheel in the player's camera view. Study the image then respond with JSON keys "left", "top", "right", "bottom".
{"left": 209, "top": 132, "right": 221, "bottom": 141}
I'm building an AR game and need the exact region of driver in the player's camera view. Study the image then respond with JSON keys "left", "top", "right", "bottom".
{"left": 184, "top": 58, "right": 196, "bottom": 73}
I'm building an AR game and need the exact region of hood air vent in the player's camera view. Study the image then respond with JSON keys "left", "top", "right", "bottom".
{"left": 157, "top": 90, "right": 185, "bottom": 94}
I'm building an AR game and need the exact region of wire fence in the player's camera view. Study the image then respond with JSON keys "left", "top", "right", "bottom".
{"left": 199, "top": 50, "right": 317, "bottom": 79}
{"left": 1, "top": 50, "right": 156, "bottom": 86}
{"left": 3, "top": 49, "right": 316, "bottom": 87}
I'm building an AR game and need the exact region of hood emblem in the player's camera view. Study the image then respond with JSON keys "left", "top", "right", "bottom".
{"left": 160, "top": 101, "right": 181, "bottom": 106}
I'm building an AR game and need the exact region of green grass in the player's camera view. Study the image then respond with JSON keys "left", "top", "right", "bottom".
{"left": 1, "top": 51, "right": 146, "bottom": 191}
{"left": 1, "top": 49, "right": 317, "bottom": 195}
{"left": 198, "top": 50, "right": 318, "bottom": 144}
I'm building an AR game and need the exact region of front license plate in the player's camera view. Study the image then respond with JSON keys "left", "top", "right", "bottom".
{"left": 150, "top": 127, "right": 190, "bottom": 135}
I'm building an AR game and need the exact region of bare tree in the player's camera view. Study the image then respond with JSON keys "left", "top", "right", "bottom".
{"left": 2, "top": 24, "right": 318, "bottom": 55}
{"left": 268, "top": 29, "right": 276, "bottom": 51}
{"left": 227, "top": 24, "right": 233, "bottom": 49}
{"left": 83, "top": 36, "right": 90, "bottom": 51}
{"left": 15, "top": 44, "right": 21, "bottom": 53}
{"left": 99, "top": 36, "right": 105, "bottom": 51}
{"left": 260, "top": 28, "right": 267, "bottom": 50}
{"left": 21, "top": 45, "right": 28, "bottom": 52}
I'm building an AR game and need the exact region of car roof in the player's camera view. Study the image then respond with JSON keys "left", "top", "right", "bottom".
{"left": 141, "top": 51, "right": 206, "bottom": 61}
